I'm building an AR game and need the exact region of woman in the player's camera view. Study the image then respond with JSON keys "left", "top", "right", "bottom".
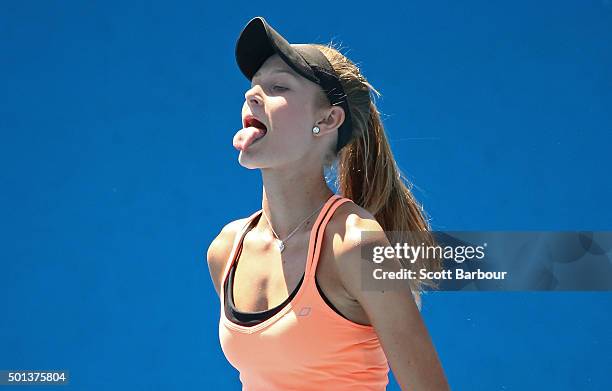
{"left": 207, "top": 16, "right": 449, "bottom": 390}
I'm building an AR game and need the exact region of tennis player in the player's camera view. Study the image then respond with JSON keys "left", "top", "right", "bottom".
{"left": 207, "top": 16, "right": 449, "bottom": 390}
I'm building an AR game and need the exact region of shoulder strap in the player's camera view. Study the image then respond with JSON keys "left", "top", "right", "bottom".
{"left": 305, "top": 196, "right": 353, "bottom": 277}
{"left": 220, "top": 210, "right": 263, "bottom": 286}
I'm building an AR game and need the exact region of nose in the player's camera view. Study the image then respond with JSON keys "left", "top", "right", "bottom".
{"left": 244, "top": 85, "right": 262, "bottom": 107}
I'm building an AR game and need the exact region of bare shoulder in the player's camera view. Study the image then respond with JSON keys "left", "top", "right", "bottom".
{"left": 324, "top": 201, "right": 398, "bottom": 298}
{"left": 326, "top": 200, "right": 388, "bottom": 254}
{"left": 206, "top": 217, "right": 251, "bottom": 297}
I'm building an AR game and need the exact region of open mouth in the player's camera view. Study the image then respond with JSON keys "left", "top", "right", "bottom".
{"left": 245, "top": 116, "right": 268, "bottom": 143}
{"left": 234, "top": 115, "right": 271, "bottom": 152}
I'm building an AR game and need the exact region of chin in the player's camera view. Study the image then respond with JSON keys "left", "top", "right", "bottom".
{"left": 237, "top": 151, "right": 267, "bottom": 169}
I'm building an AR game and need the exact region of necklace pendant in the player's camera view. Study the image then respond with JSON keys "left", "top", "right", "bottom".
{"left": 277, "top": 240, "right": 285, "bottom": 253}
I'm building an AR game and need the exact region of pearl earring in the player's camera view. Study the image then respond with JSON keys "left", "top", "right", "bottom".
{"left": 312, "top": 126, "right": 320, "bottom": 135}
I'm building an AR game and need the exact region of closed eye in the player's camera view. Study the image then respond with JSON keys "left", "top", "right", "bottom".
{"left": 246, "top": 84, "right": 289, "bottom": 95}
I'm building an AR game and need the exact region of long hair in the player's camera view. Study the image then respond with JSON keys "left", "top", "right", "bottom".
{"left": 312, "top": 43, "right": 441, "bottom": 299}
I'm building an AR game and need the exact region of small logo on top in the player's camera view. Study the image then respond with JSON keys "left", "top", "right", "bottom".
{"left": 297, "top": 307, "right": 312, "bottom": 316}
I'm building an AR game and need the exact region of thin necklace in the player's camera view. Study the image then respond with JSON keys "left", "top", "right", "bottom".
{"left": 261, "top": 200, "right": 327, "bottom": 253}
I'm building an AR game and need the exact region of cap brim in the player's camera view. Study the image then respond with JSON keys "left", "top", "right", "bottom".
{"left": 235, "top": 17, "right": 316, "bottom": 83}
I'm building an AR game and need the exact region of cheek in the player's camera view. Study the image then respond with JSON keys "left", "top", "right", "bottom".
{"left": 271, "top": 104, "right": 313, "bottom": 141}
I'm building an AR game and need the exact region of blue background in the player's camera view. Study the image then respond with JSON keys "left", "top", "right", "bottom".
{"left": 1, "top": 1, "right": 611, "bottom": 389}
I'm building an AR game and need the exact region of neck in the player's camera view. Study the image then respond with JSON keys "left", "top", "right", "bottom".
{"left": 259, "top": 166, "right": 335, "bottom": 239}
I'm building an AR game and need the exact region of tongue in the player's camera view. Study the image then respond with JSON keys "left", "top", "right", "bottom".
{"left": 233, "top": 126, "right": 266, "bottom": 151}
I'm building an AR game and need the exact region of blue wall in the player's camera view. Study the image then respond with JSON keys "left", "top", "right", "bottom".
{"left": 1, "top": 1, "right": 610, "bottom": 389}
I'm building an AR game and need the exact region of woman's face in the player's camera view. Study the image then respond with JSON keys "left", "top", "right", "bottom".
{"left": 235, "top": 54, "right": 327, "bottom": 169}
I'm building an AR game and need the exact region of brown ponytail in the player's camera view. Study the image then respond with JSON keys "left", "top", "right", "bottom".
{"left": 313, "top": 43, "right": 441, "bottom": 296}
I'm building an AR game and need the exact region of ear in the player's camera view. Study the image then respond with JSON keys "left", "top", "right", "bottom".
{"left": 315, "top": 105, "right": 345, "bottom": 136}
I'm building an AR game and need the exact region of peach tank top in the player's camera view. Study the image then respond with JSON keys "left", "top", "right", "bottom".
{"left": 218, "top": 194, "right": 390, "bottom": 390}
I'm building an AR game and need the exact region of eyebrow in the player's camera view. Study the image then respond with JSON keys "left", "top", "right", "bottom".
{"left": 252, "top": 68, "right": 298, "bottom": 81}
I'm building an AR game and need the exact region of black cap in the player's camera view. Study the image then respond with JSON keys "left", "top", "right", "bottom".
{"left": 235, "top": 16, "right": 370, "bottom": 153}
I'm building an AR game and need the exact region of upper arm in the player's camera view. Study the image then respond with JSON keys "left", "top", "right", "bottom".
{"left": 206, "top": 218, "right": 248, "bottom": 297}
{"left": 332, "top": 213, "right": 449, "bottom": 390}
